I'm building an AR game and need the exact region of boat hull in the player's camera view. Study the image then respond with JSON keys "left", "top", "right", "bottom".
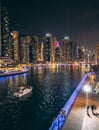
{"left": 0, "top": 70, "right": 28, "bottom": 77}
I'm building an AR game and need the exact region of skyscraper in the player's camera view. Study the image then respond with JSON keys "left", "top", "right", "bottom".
{"left": 55, "top": 42, "right": 61, "bottom": 63}
{"left": 61, "top": 36, "right": 70, "bottom": 62}
{"left": 0, "top": 3, "right": 1, "bottom": 55}
{"left": 51, "top": 37, "right": 56, "bottom": 63}
{"left": 29, "top": 36, "right": 39, "bottom": 63}
{"left": 96, "top": 45, "right": 99, "bottom": 64}
{"left": 61, "top": 37, "right": 77, "bottom": 63}
{"left": 20, "top": 35, "right": 31, "bottom": 64}
{"left": 13, "top": 31, "right": 19, "bottom": 62}
{"left": 42, "top": 33, "right": 56, "bottom": 63}
{"left": 1, "top": 6, "right": 10, "bottom": 57}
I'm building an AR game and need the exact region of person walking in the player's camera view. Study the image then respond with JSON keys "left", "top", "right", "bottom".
{"left": 86, "top": 105, "right": 91, "bottom": 118}
{"left": 91, "top": 104, "right": 97, "bottom": 114}
{"left": 86, "top": 106, "right": 89, "bottom": 114}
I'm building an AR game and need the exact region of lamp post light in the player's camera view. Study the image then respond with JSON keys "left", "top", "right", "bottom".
{"left": 83, "top": 84, "right": 91, "bottom": 106}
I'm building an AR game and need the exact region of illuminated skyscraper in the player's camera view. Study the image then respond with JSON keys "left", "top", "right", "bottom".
{"left": 81, "top": 46, "right": 85, "bottom": 62}
{"left": 76, "top": 46, "right": 82, "bottom": 62}
{"left": 51, "top": 37, "right": 56, "bottom": 63}
{"left": 55, "top": 42, "right": 61, "bottom": 63}
{"left": 9, "top": 32, "right": 14, "bottom": 60}
{"left": 13, "top": 31, "right": 19, "bottom": 62}
{"left": 96, "top": 45, "right": 99, "bottom": 64}
{"left": 43, "top": 33, "right": 52, "bottom": 63}
{"left": 0, "top": 4, "right": 1, "bottom": 55}
{"left": 1, "top": 6, "right": 10, "bottom": 56}
{"left": 61, "top": 37, "right": 70, "bottom": 62}
{"left": 29, "top": 36, "right": 39, "bottom": 63}
{"left": 40, "top": 42, "right": 44, "bottom": 62}
{"left": 42, "top": 33, "right": 56, "bottom": 63}
{"left": 61, "top": 37, "right": 77, "bottom": 63}
{"left": 20, "top": 35, "right": 31, "bottom": 63}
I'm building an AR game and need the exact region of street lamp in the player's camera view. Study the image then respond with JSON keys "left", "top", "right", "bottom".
{"left": 83, "top": 84, "right": 91, "bottom": 106}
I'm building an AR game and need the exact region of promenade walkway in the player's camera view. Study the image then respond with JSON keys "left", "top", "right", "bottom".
{"left": 62, "top": 74, "right": 99, "bottom": 130}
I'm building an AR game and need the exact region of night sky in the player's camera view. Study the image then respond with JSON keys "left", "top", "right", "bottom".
{"left": 1, "top": 0, "right": 99, "bottom": 52}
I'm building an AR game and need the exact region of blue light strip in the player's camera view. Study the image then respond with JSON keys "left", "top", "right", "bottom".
{"left": 49, "top": 72, "right": 95, "bottom": 130}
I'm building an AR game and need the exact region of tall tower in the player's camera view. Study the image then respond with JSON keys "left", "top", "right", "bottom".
{"left": 13, "top": 31, "right": 19, "bottom": 62}
{"left": 0, "top": 3, "right": 1, "bottom": 55}
{"left": 96, "top": 45, "right": 99, "bottom": 64}
{"left": 40, "top": 42, "right": 44, "bottom": 62}
{"left": 81, "top": 46, "right": 85, "bottom": 63}
{"left": 55, "top": 41, "right": 61, "bottom": 63}
{"left": 61, "top": 37, "right": 77, "bottom": 63}
{"left": 42, "top": 33, "right": 56, "bottom": 63}
{"left": 43, "top": 33, "right": 52, "bottom": 63}
{"left": 51, "top": 37, "right": 56, "bottom": 63}
{"left": 1, "top": 6, "right": 10, "bottom": 57}
{"left": 61, "top": 36, "right": 70, "bottom": 62}
{"left": 20, "top": 35, "right": 31, "bottom": 64}
{"left": 29, "top": 36, "right": 39, "bottom": 63}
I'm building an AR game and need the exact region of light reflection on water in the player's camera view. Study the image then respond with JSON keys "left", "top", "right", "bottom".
{"left": 0, "top": 65, "right": 84, "bottom": 130}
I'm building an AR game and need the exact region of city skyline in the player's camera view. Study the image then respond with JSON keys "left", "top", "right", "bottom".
{"left": 1, "top": 0, "right": 99, "bottom": 52}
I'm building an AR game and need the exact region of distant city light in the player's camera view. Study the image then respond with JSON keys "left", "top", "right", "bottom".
{"left": 10, "top": 32, "right": 13, "bottom": 36}
{"left": 46, "top": 33, "right": 51, "bottom": 37}
{"left": 56, "top": 41, "right": 60, "bottom": 47}
{"left": 64, "top": 36, "right": 70, "bottom": 40}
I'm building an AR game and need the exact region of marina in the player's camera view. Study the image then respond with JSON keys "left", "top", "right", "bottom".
{"left": 0, "top": 0, "right": 99, "bottom": 129}
{"left": 0, "top": 65, "right": 84, "bottom": 130}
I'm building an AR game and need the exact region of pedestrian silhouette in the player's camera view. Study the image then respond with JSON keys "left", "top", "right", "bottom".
{"left": 86, "top": 106, "right": 89, "bottom": 113}
{"left": 91, "top": 105, "right": 97, "bottom": 114}
{"left": 86, "top": 106, "right": 91, "bottom": 118}
{"left": 91, "top": 105, "right": 99, "bottom": 117}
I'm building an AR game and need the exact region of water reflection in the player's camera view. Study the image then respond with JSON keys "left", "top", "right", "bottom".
{"left": 0, "top": 65, "right": 85, "bottom": 130}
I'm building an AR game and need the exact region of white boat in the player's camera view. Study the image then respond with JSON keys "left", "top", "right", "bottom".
{"left": 14, "top": 86, "right": 32, "bottom": 99}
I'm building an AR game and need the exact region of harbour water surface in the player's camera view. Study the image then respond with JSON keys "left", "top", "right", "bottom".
{"left": 0, "top": 65, "right": 85, "bottom": 130}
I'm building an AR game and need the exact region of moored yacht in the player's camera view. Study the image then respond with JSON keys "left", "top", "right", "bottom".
{"left": 0, "top": 64, "right": 29, "bottom": 77}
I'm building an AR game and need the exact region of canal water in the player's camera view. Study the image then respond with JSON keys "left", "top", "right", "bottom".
{"left": 0, "top": 65, "right": 85, "bottom": 130}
